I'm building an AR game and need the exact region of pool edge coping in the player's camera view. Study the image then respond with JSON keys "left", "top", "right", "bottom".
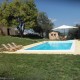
{"left": 15, "top": 40, "right": 75, "bottom": 53}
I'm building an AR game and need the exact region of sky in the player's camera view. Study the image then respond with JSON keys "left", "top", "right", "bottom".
{"left": 35, "top": 0, "right": 80, "bottom": 27}
{"left": 0, "top": 0, "right": 80, "bottom": 27}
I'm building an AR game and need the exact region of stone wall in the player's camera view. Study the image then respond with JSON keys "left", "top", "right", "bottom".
{"left": 49, "top": 31, "right": 59, "bottom": 40}
{"left": 0, "top": 27, "right": 18, "bottom": 36}
{"left": 0, "top": 27, "right": 8, "bottom": 36}
{"left": 9, "top": 28, "right": 18, "bottom": 36}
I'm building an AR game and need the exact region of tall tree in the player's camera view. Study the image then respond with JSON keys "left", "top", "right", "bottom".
{"left": 37, "top": 12, "right": 54, "bottom": 38}
{"left": 68, "top": 24, "right": 79, "bottom": 39}
{"left": 0, "top": 0, "right": 38, "bottom": 36}
{"left": 75, "top": 24, "right": 80, "bottom": 39}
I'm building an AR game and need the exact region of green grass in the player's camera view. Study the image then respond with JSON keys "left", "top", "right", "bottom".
{"left": 0, "top": 36, "right": 80, "bottom": 80}
{"left": 0, "top": 54, "right": 80, "bottom": 80}
{"left": 0, "top": 36, "right": 44, "bottom": 47}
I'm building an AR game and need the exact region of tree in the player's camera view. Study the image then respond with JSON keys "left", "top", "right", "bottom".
{"left": 75, "top": 24, "right": 80, "bottom": 39}
{"left": 68, "top": 24, "right": 79, "bottom": 39}
{"left": 36, "top": 12, "right": 54, "bottom": 38}
{"left": 0, "top": 0, "right": 38, "bottom": 36}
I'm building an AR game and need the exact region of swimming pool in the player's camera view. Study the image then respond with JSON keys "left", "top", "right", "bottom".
{"left": 26, "top": 41, "right": 72, "bottom": 50}
{"left": 17, "top": 40, "right": 75, "bottom": 53}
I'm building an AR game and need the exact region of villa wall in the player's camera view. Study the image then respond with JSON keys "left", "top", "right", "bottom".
{"left": 0, "top": 27, "right": 8, "bottom": 36}
{"left": 9, "top": 28, "right": 18, "bottom": 36}
{"left": 49, "top": 31, "right": 59, "bottom": 40}
{"left": 0, "top": 27, "right": 18, "bottom": 36}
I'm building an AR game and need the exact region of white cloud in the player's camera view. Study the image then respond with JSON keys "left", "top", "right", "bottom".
{"left": 49, "top": 18, "right": 57, "bottom": 22}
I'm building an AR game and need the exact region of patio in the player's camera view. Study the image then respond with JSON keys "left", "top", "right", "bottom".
{"left": 1, "top": 40, "right": 80, "bottom": 55}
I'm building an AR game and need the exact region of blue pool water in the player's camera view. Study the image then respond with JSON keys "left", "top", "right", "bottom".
{"left": 26, "top": 41, "right": 72, "bottom": 50}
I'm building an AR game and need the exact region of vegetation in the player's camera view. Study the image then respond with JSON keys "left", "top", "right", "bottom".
{"left": 0, "top": 0, "right": 38, "bottom": 28}
{"left": 0, "top": 0, "right": 54, "bottom": 38}
{"left": 68, "top": 24, "right": 80, "bottom": 39}
{"left": 0, "top": 0, "right": 38, "bottom": 36}
{"left": 36, "top": 12, "right": 54, "bottom": 38}
{"left": 0, "top": 54, "right": 80, "bottom": 80}
{"left": 0, "top": 36, "right": 80, "bottom": 80}
{"left": 0, "top": 36, "right": 44, "bottom": 47}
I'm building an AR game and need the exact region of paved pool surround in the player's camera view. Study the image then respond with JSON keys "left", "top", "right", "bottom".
{"left": 1, "top": 40, "right": 80, "bottom": 55}
{"left": 15, "top": 40, "right": 75, "bottom": 54}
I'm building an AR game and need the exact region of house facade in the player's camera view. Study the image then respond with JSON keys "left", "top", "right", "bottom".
{"left": 49, "top": 31, "right": 59, "bottom": 40}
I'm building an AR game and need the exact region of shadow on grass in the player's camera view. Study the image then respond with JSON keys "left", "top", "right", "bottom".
{"left": 11, "top": 34, "right": 43, "bottom": 39}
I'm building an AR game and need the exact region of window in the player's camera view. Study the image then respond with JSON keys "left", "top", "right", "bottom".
{"left": 51, "top": 34, "right": 53, "bottom": 36}
{"left": 54, "top": 34, "right": 56, "bottom": 36}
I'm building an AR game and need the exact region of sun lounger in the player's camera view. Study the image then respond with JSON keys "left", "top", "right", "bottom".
{"left": 60, "top": 36, "right": 67, "bottom": 40}
{"left": 0, "top": 47, "right": 4, "bottom": 52}
{"left": 7, "top": 43, "right": 18, "bottom": 50}
{"left": 2, "top": 44, "right": 16, "bottom": 51}
{"left": 11, "top": 42, "right": 23, "bottom": 49}
{"left": 62, "top": 36, "right": 67, "bottom": 40}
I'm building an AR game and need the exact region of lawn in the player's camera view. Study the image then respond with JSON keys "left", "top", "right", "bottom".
{"left": 0, "top": 36, "right": 44, "bottom": 47}
{"left": 0, "top": 54, "right": 80, "bottom": 80}
{"left": 0, "top": 36, "right": 80, "bottom": 80}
